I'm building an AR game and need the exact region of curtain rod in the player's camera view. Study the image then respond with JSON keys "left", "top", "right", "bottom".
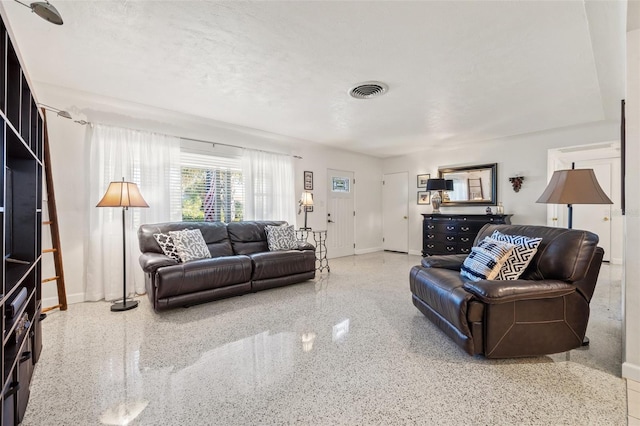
{"left": 180, "top": 136, "right": 303, "bottom": 159}
{"left": 75, "top": 119, "right": 303, "bottom": 160}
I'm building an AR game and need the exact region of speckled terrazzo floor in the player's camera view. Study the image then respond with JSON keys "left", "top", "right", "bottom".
{"left": 21, "top": 252, "right": 625, "bottom": 425}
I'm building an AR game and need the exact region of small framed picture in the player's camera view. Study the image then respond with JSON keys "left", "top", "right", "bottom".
{"left": 417, "top": 174, "right": 430, "bottom": 188}
{"left": 417, "top": 191, "right": 430, "bottom": 205}
{"left": 304, "top": 171, "right": 313, "bottom": 190}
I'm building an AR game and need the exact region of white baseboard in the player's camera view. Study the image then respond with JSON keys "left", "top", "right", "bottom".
{"left": 610, "top": 257, "right": 623, "bottom": 265}
{"left": 408, "top": 249, "right": 422, "bottom": 256}
{"left": 42, "top": 292, "right": 85, "bottom": 309}
{"left": 623, "top": 362, "right": 640, "bottom": 383}
{"left": 354, "top": 247, "right": 382, "bottom": 255}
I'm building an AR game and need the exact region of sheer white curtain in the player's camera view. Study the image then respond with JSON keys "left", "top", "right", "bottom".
{"left": 242, "top": 150, "right": 296, "bottom": 225}
{"left": 85, "top": 124, "right": 181, "bottom": 302}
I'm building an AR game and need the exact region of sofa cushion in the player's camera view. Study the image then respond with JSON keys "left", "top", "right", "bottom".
{"left": 169, "top": 229, "right": 212, "bottom": 262}
{"left": 490, "top": 230, "right": 542, "bottom": 280}
{"left": 227, "top": 221, "right": 285, "bottom": 255}
{"left": 138, "top": 222, "right": 234, "bottom": 258}
{"left": 153, "top": 233, "right": 181, "bottom": 262}
{"left": 154, "top": 256, "right": 252, "bottom": 299}
{"left": 460, "top": 237, "right": 514, "bottom": 282}
{"left": 249, "top": 250, "right": 316, "bottom": 281}
{"left": 265, "top": 225, "right": 299, "bottom": 251}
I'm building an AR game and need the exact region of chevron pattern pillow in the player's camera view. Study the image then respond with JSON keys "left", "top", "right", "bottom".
{"left": 168, "top": 229, "right": 212, "bottom": 263}
{"left": 460, "top": 237, "right": 515, "bottom": 282}
{"left": 491, "top": 230, "right": 542, "bottom": 280}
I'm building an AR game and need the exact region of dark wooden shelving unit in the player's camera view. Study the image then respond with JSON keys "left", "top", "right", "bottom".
{"left": 0, "top": 16, "right": 44, "bottom": 426}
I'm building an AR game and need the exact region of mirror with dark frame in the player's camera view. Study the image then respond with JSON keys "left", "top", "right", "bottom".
{"left": 438, "top": 163, "right": 497, "bottom": 206}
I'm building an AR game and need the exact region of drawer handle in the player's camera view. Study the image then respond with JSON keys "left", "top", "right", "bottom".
{"left": 427, "top": 244, "right": 434, "bottom": 248}
{"left": 446, "top": 226, "right": 455, "bottom": 231}
{"left": 461, "top": 237, "right": 469, "bottom": 242}
{"left": 427, "top": 235, "right": 435, "bottom": 239}
{"left": 427, "top": 225, "right": 435, "bottom": 229}
{"left": 461, "top": 248, "right": 470, "bottom": 253}
{"left": 461, "top": 226, "right": 470, "bottom": 231}
{"left": 446, "top": 247, "right": 455, "bottom": 252}
{"left": 446, "top": 236, "right": 454, "bottom": 241}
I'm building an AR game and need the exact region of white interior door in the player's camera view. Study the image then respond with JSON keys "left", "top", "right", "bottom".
{"left": 572, "top": 162, "right": 612, "bottom": 261}
{"left": 327, "top": 169, "right": 355, "bottom": 259}
{"left": 382, "top": 172, "right": 408, "bottom": 253}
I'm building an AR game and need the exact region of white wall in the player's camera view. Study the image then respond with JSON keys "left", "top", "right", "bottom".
{"left": 383, "top": 121, "right": 620, "bottom": 255}
{"left": 623, "top": 27, "right": 640, "bottom": 383}
{"left": 35, "top": 83, "right": 382, "bottom": 306}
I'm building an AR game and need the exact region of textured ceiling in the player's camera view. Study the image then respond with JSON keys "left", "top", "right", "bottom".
{"left": 0, "top": 0, "right": 627, "bottom": 157}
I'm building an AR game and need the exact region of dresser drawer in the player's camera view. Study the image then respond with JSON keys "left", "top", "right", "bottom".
{"left": 423, "top": 242, "right": 446, "bottom": 255}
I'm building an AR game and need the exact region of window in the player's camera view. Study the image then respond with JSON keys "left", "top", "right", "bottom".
{"left": 180, "top": 152, "right": 244, "bottom": 222}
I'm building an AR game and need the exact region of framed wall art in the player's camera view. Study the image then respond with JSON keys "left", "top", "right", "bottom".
{"left": 417, "top": 191, "right": 430, "bottom": 205}
{"left": 417, "top": 174, "right": 430, "bottom": 188}
{"left": 304, "top": 171, "right": 313, "bottom": 190}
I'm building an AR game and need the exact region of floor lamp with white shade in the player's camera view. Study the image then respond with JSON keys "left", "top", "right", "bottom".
{"left": 96, "top": 178, "right": 149, "bottom": 312}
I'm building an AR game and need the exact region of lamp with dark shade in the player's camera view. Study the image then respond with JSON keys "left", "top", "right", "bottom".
{"left": 96, "top": 178, "right": 149, "bottom": 312}
{"left": 426, "top": 178, "right": 453, "bottom": 213}
{"left": 536, "top": 168, "right": 612, "bottom": 229}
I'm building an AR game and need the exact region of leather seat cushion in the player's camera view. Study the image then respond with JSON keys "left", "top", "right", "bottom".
{"left": 250, "top": 250, "right": 316, "bottom": 280}
{"left": 155, "top": 255, "right": 252, "bottom": 299}
{"left": 410, "top": 267, "right": 475, "bottom": 338}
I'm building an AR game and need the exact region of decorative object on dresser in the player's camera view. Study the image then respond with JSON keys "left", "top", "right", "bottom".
{"left": 421, "top": 213, "right": 512, "bottom": 256}
{"left": 439, "top": 163, "right": 497, "bottom": 206}
{"left": 536, "top": 166, "right": 612, "bottom": 229}
{"left": 425, "top": 178, "right": 453, "bottom": 213}
{"left": 97, "top": 179, "right": 149, "bottom": 312}
{"left": 298, "top": 191, "right": 314, "bottom": 230}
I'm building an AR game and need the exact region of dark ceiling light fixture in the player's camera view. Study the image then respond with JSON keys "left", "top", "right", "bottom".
{"left": 13, "top": 0, "right": 63, "bottom": 25}
{"left": 349, "top": 81, "right": 389, "bottom": 99}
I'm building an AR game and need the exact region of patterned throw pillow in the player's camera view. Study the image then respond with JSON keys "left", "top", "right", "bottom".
{"left": 168, "top": 229, "right": 212, "bottom": 263}
{"left": 491, "top": 230, "right": 542, "bottom": 280}
{"left": 153, "top": 233, "right": 181, "bottom": 262}
{"left": 265, "top": 225, "right": 299, "bottom": 251}
{"left": 460, "top": 237, "right": 515, "bottom": 282}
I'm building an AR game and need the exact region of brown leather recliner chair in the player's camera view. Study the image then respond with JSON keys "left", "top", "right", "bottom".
{"left": 409, "top": 224, "right": 604, "bottom": 358}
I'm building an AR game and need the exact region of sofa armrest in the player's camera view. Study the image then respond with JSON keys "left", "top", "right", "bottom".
{"left": 463, "top": 279, "right": 576, "bottom": 304}
{"left": 139, "top": 252, "right": 178, "bottom": 273}
{"left": 421, "top": 254, "right": 467, "bottom": 270}
{"left": 297, "top": 242, "right": 315, "bottom": 251}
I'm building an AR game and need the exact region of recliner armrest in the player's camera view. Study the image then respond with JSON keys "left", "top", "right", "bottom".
{"left": 421, "top": 254, "right": 467, "bottom": 270}
{"left": 463, "top": 279, "right": 576, "bottom": 304}
{"left": 139, "top": 252, "right": 179, "bottom": 273}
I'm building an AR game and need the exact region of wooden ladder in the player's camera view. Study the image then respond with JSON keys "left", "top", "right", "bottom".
{"left": 41, "top": 110, "right": 67, "bottom": 313}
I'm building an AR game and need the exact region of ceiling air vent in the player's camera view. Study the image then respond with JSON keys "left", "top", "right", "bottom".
{"left": 349, "top": 81, "right": 389, "bottom": 99}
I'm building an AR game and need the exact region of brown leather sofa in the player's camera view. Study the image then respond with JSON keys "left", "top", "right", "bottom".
{"left": 409, "top": 224, "right": 604, "bottom": 358}
{"left": 138, "top": 221, "right": 316, "bottom": 311}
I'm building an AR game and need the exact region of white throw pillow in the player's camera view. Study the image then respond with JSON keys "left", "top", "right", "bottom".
{"left": 460, "top": 237, "right": 515, "bottom": 282}
{"left": 265, "top": 225, "right": 299, "bottom": 251}
{"left": 168, "top": 229, "right": 211, "bottom": 263}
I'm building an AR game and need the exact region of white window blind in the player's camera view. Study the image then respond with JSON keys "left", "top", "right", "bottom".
{"left": 179, "top": 151, "right": 244, "bottom": 222}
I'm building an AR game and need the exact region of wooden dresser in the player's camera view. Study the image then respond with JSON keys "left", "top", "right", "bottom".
{"left": 421, "top": 214, "right": 512, "bottom": 256}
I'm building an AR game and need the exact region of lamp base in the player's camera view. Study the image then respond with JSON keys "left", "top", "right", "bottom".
{"left": 110, "top": 299, "right": 139, "bottom": 312}
{"left": 431, "top": 192, "right": 442, "bottom": 214}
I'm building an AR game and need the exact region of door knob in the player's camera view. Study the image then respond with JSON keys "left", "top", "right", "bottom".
{"left": 327, "top": 219, "right": 334, "bottom": 223}
{"left": 403, "top": 216, "right": 408, "bottom": 219}
{"left": 603, "top": 217, "right": 610, "bottom": 221}
{"left": 552, "top": 217, "right": 558, "bottom": 221}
